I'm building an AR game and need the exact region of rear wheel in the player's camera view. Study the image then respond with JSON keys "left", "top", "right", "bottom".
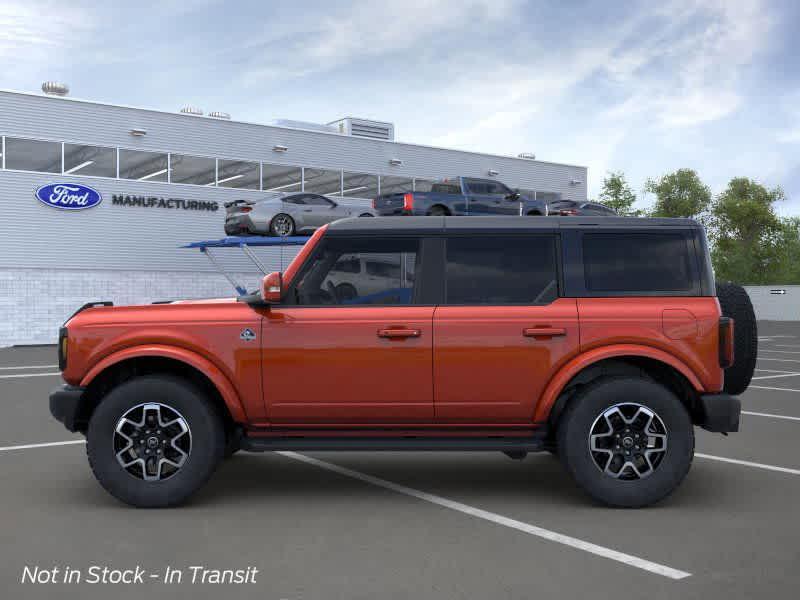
{"left": 86, "top": 375, "right": 225, "bottom": 507}
{"left": 358, "top": 213, "right": 374, "bottom": 218}
{"left": 428, "top": 205, "right": 449, "bottom": 216}
{"left": 716, "top": 282, "right": 757, "bottom": 395}
{"left": 557, "top": 377, "right": 694, "bottom": 508}
{"left": 269, "top": 213, "right": 295, "bottom": 237}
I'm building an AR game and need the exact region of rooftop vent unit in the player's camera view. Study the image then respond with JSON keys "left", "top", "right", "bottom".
{"left": 270, "top": 119, "right": 337, "bottom": 134}
{"left": 517, "top": 152, "right": 536, "bottom": 160}
{"left": 328, "top": 117, "right": 395, "bottom": 141}
{"left": 42, "top": 81, "right": 69, "bottom": 96}
{"left": 180, "top": 106, "right": 204, "bottom": 116}
{"left": 209, "top": 111, "right": 231, "bottom": 120}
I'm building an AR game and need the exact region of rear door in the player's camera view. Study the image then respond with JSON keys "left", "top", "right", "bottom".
{"left": 433, "top": 234, "right": 579, "bottom": 422}
{"left": 262, "top": 235, "right": 436, "bottom": 423}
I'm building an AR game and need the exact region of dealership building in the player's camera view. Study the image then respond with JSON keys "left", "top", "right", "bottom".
{"left": 0, "top": 85, "right": 588, "bottom": 346}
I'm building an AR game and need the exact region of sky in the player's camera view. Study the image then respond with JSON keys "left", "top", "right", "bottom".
{"left": 2, "top": 0, "right": 799, "bottom": 214}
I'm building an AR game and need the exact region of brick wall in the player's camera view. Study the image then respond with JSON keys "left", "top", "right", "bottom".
{"left": 0, "top": 268, "right": 264, "bottom": 346}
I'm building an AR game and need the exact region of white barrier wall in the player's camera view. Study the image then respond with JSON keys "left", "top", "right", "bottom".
{"left": 744, "top": 286, "right": 800, "bottom": 321}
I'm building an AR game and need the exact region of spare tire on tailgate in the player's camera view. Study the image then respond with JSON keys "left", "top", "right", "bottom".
{"left": 716, "top": 282, "right": 758, "bottom": 395}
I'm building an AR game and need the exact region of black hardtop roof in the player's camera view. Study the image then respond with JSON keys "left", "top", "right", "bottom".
{"left": 326, "top": 216, "right": 701, "bottom": 235}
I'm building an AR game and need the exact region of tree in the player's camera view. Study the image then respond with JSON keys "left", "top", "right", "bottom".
{"left": 709, "top": 177, "right": 786, "bottom": 284}
{"left": 645, "top": 168, "right": 712, "bottom": 218}
{"left": 598, "top": 171, "right": 640, "bottom": 216}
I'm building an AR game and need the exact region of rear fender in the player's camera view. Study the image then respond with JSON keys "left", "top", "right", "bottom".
{"left": 533, "top": 344, "right": 703, "bottom": 423}
{"left": 79, "top": 345, "right": 247, "bottom": 422}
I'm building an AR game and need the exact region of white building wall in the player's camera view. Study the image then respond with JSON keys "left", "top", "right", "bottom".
{"left": 744, "top": 286, "right": 800, "bottom": 321}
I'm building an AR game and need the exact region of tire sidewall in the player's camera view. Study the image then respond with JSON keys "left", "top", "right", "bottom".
{"left": 87, "top": 376, "right": 224, "bottom": 507}
{"left": 558, "top": 377, "right": 694, "bottom": 508}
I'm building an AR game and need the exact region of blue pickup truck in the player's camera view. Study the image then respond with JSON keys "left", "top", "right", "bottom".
{"left": 372, "top": 177, "right": 548, "bottom": 217}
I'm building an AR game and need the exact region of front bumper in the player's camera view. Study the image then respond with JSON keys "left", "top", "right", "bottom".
{"left": 698, "top": 393, "right": 741, "bottom": 433}
{"left": 49, "top": 384, "right": 87, "bottom": 433}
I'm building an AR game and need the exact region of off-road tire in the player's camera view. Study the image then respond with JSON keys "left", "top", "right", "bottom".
{"left": 86, "top": 375, "right": 225, "bottom": 508}
{"left": 716, "top": 282, "right": 757, "bottom": 395}
{"left": 557, "top": 377, "right": 694, "bottom": 508}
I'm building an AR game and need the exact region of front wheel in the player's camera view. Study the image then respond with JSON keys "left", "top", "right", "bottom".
{"left": 86, "top": 375, "right": 225, "bottom": 507}
{"left": 557, "top": 377, "right": 694, "bottom": 508}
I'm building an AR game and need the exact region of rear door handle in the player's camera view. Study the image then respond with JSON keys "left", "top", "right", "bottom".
{"left": 378, "top": 328, "right": 421, "bottom": 339}
{"left": 523, "top": 327, "right": 566, "bottom": 338}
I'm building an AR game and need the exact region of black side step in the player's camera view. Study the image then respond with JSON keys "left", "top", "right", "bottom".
{"left": 240, "top": 435, "right": 547, "bottom": 453}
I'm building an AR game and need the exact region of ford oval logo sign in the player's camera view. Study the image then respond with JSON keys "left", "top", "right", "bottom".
{"left": 35, "top": 183, "right": 103, "bottom": 210}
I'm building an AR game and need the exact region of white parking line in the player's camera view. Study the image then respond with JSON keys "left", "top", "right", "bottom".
{"left": 278, "top": 451, "right": 691, "bottom": 580}
{"left": 755, "top": 369, "right": 797, "bottom": 374}
{"left": 750, "top": 385, "right": 800, "bottom": 393}
{"left": 0, "top": 440, "right": 85, "bottom": 452}
{"left": 751, "top": 373, "right": 800, "bottom": 381}
{"left": 0, "top": 372, "right": 62, "bottom": 380}
{"left": 771, "top": 344, "right": 800, "bottom": 349}
{"left": 0, "top": 364, "right": 59, "bottom": 370}
{"left": 760, "top": 349, "right": 800, "bottom": 355}
{"left": 742, "top": 410, "right": 800, "bottom": 422}
{"left": 696, "top": 454, "right": 800, "bottom": 476}
{"left": 757, "top": 357, "right": 800, "bottom": 364}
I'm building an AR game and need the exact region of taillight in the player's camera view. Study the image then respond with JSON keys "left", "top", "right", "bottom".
{"left": 372, "top": 198, "right": 377, "bottom": 209}
{"left": 719, "top": 317, "right": 734, "bottom": 368}
{"left": 403, "top": 193, "right": 414, "bottom": 212}
{"left": 559, "top": 209, "right": 579, "bottom": 216}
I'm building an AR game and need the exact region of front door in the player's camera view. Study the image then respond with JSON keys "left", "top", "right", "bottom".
{"left": 262, "top": 235, "right": 435, "bottom": 423}
{"left": 433, "top": 234, "right": 579, "bottom": 422}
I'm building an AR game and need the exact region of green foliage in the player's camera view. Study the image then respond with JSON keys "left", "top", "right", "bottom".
{"left": 645, "top": 168, "right": 712, "bottom": 218}
{"left": 709, "top": 177, "right": 791, "bottom": 284}
{"left": 598, "top": 171, "right": 641, "bottom": 216}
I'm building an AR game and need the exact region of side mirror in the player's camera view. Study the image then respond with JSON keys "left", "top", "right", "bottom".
{"left": 261, "top": 271, "right": 283, "bottom": 303}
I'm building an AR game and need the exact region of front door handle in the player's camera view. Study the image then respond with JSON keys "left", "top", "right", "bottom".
{"left": 523, "top": 327, "right": 566, "bottom": 338}
{"left": 378, "top": 328, "right": 421, "bottom": 339}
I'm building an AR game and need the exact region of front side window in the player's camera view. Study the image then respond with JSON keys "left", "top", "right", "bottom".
{"left": 4, "top": 137, "right": 61, "bottom": 173}
{"left": 305, "top": 194, "right": 334, "bottom": 206}
{"left": 445, "top": 236, "right": 558, "bottom": 305}
{"left": 583, "top": 233, "right": 694, "bottom": 293}
{"left": 291, "top": 238, "right": 418, "bottom": 306}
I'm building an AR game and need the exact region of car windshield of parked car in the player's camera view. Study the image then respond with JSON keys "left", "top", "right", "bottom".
{"left": 291, "top": 238, "right": 418, "bottom": 305}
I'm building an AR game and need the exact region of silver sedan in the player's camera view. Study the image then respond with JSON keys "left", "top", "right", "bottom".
{"left": 224, "top": 192, "right": 376, "bottom": 236}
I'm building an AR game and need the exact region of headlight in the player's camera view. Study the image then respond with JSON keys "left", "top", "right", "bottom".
{"left": 58, "top": 327, "right": 68, "bottom": 371}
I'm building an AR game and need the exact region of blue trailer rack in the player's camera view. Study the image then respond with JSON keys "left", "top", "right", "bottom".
{"left": 182, "top": 236, "right": 308, "bottom": 295}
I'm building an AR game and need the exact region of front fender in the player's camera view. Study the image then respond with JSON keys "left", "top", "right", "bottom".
{"left": 79, "top": 344, "right": 247, "bottom": 423}
{"left": 533, "top": 344, "right": 704, "bottom": 423}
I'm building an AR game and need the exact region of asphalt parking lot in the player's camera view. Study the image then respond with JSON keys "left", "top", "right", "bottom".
{"left": 2, "top": 321, "right": 800, "bottom": 599}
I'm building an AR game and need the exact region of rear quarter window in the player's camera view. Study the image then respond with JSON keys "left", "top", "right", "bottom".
{"left": 582, "top": 233, "right": 695, "bottom": 293}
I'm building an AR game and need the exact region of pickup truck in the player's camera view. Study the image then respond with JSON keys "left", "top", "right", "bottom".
{"left": 372, "top": 177, "right": 548, "bottom": 216}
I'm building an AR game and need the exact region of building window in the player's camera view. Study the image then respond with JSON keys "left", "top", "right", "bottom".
{"left": 341, "top": 171, "right": 379, "bottom": 199}
{"left": 4, "top": 137, "right": 61, "bottom": 173}
{"left": 170, "top": 154, "right": 216, "bottom": 186}
{"left": 304, "top": 167, "right": 342, "bottom": 196}
{"left": 119, "top": 149, "right": 169, "bottom": 182}
{"left": 262, "top": 163, "right": 302, "bottom": 192}
{"left": 379, "top": 176, "right": 413, "bottom": 195}
{"left": 217, "top": 159, "right": 260, "bottom": 189}
{"left": 63, "top": 143, "right": 117, "bottom": 177}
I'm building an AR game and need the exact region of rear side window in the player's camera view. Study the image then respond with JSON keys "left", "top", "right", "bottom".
{"left": 445, "top": 236, "right": 558, "bottom": 305}
{"left": 583, "top": 233, "right": 694, "bottom": 292}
